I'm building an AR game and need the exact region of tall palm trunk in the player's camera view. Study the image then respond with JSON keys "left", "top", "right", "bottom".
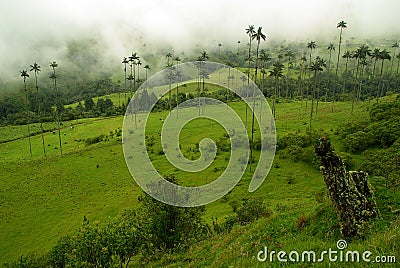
{"left": 23, "top": 79, "right": 32, "bottom": 157}
{"left": 34, "top": 72, "right": 46, "bottom": 158}
{"left": 197, "top": 65, "right": 201, "bottom": 116}
{"left": 260, "top": 69, "right": 265, "bottom": 120}
{"left": 123, "top": 60, "right": 127, "bottom": 106}
{"left": 285, "top": 61, "right": 290, "bottom": 99}
{"left": 246, "top": 40, "right": 252, "bottom": 126}
{"left": 130, "top": 63, "right": 134, "bottom": 97}
{"left": 310, "top": 69, "right": 317, "bottom": 132}
{"left": 272, "top": 77, "right": 279, "bottom": 118}
{"left": 306, "top": 49, "right": 314, "bottom": 109}
{"left": 327, "top": 50, "right": 333, "bottom": 112}
{"left": 250, "top": 41, "right": 259, "bottom": 171}
{"left": 357, "top": 63, "right": 365, "bottom": 102}
{"left": 376, "top": 59, "right": 386, "bottom": 102}
{"left": 372, "top": 58, "right": 378, "bottom": 78}
{"left": 342, "top": 57, "right": 349, "bottom": 95}
{"left": 299, "top": 63, "right": 306, "bottom": 105}
{"left": 397, "top": 56, "right": 400, "bottom": 74}
{"left": 335, "top": 27, "right": 343, "bottom": 77}
{"left": 333, "top": 28, "right": 343, "bottom": 112}
{"left": 52, "top": 69, "right": 62, "bottom": 157}
{"left": 351, "top": 59, "right": 360, "bottom": 114}
{"left": 176, "top": 67, "right": 179, "bottom": 118}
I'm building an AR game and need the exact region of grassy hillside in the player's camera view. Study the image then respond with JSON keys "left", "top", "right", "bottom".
{"left": 1, "top": 93, "right": 399, "bottom": 266}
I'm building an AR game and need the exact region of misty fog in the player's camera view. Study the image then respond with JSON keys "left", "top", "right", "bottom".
{"left": 1, "top": 0, "right": 400, "bottom": 82}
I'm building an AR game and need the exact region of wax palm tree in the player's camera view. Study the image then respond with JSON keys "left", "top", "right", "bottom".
{"left": 199, "top": 51, "right": 209, "bottom": 61}
{"left": 306, "top": 41, "right": 317, "bottom": 106}
{"left": 299, "top": 54, "right": 307, "bottom": 102}
{"left": 329, "top": 20, "right": 347, "bottom": 112}
{"left": 166, "top": 52, "right": 173, "bottom": 67}
{"left": 133, "top": 54, "right": 140, "bottom": 96}
{"left": 197, "top": 51, "right": 209, "bottom": 115}
{"left": 136, "top": 59, "right": 142, "bottom": 85}
{"left": 50, "top": 61, "right": 62, "bottom": 156}
{"left": 351, "top": 47, "right": 363, "bottom": 102}
{"left": 248, "top": 26, "right": 266, "bottom": 171}
{"left": 165, "top": 53, "right": 174, "bottom": 113}
{"left": 128, "top": 52, "right": 139, "bottom": 127}
{"left": 237, "top": 40, "right": 241, "bottom": 54}
{"left": 335, "top": 20, "right": 347, "bottom": 76}
{"left": 218, "top": 43, "right": 222, "bottom": 56}
{"left": 376, "top": 49, "right": 391, "bottom": 102}
{"left": 315, "top": 57, "right": 327, "bottom": 113}
{"left": 144, "top": 64, "right": 150, "bottom": 83}
{"left": 396, "top": 53, "right": 400, "bottom": 74}
{"left": 269, "top": 62, "right": 284, "bottom": 118}
{"left": 285, "top": 50, "right": 295, "bottom": 98}
{"left": 20, "top": 69, "right": 32, "bottom": 157}
{"left": 226, "top": 61, "right": 234, "bottom": 101}
{"left": 357, "top": 59, "right": 369, "bottom": 101}
{"left": 245, "top": 25, "right": 256, "bottom": 125}
{"left": 127, "top": 73, "right": 134, "bottom": 98}
{"left": 308, "top": 57, "right": 326, "bottom": 131}
{"left": 307, "top": 41, "right": 317, "bottom": 66}
{"left": 390, "top": 42, "right": 399, "bottom": 73}
{"left": 326, "top": 43, "right": 335, "bottom": 110}
{"left": 369, "top": 48, "right": 381, "bottom": 101}
{"left": 144, "top": 64, "right": 151, "bottom": 108}
{"left": 370, "top": 48, "right": 381, "bottom": 77}
{"left": 351, "top": 45, "right": 370, "bottom": 111}
{"left": 327, "top": 43, "right": 335, "bottom": 73}
{"left": 122, "top": 57, "right": 129, "bottom": 107}
{"left": 174, "top": 56, "right": 181, "bottom": 117}
{"left": 30, "top": 62, "right": 46, "bottom": 158}
{"left": 259, "top": 49, "right": 271, "bottom": 94}
{"left": 199, "top": 51, "right": 209, "bottom": 108}
{"left": 128, "top": 53, "right": 138, "bottom": 97}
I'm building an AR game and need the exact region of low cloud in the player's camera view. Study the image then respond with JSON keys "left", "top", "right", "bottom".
{"left": 1, "top": 0, "right": 399, "bottom": 81}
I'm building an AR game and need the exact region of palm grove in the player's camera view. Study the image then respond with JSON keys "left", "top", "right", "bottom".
{"left": 3, "top": 20, "right": 399, "bottom": 159}
{"left": 2, "top": 20, "right": 400, "bottom": 266}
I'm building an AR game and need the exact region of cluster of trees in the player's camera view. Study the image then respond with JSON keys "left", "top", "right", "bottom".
{"left": 338, "top": 97, "right": 400, "bottom": 190}
{"left": 214, "top": 22, "right": 399, "bottom": 111}
{"left": 121, "top": 52, "right": 150, "bottom": 102}
{"left": 16, "top": 62, "right": 59, "bottom": 157}
{"left": 1, "top": 65, "right": 130, "bottom": 158}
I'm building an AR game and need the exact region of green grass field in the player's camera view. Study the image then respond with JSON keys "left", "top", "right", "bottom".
{"left": 0, "top": 90, "right": 398, "bottom": 265}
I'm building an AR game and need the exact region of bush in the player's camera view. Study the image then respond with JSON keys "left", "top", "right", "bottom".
{"left": 343, "top": 131, "right": 373, "bottom": 152}
{"left": 337, "top": 119, "right": 369, "bottom": 139}
{"left": 84, "top": 134, "right": 105, "bottom": 146}
{"left": 139, "top": 175, "right": 211, "bottom": 255}
{"left": 236, "top": 198, "right": 272, "bottom": 225}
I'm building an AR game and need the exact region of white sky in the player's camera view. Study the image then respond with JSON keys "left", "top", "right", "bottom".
{"left": 1, "top": 0, "right": 400, "bottom": 79}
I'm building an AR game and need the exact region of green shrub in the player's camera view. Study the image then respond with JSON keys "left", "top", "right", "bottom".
{"left": 84, "top": 134, "right": 105, "bottom": 146}
{"left": 236, "top": 198, "right": 272, "bottom": 225}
